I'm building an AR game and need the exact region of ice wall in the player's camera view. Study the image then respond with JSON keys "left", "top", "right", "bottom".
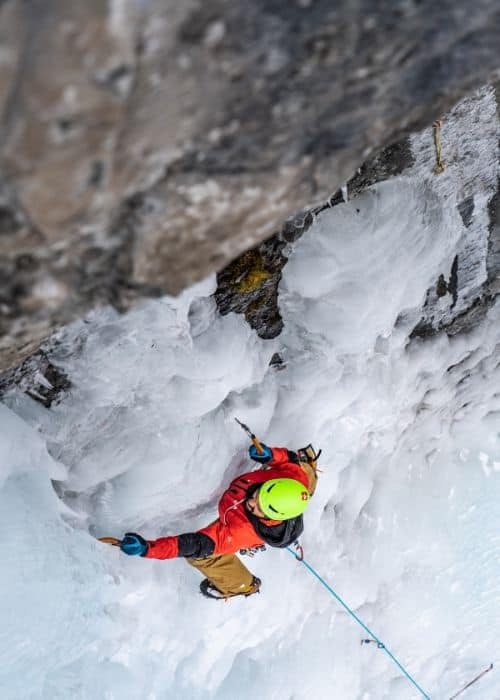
{"left": 0, "top": 407, "right": 120, "bottom": 698}
{"left": 1, "top": 89, "right": 499, "bottom": 699}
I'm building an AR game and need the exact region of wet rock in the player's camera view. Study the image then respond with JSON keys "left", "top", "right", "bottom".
{"left": 0, "top": 349, "right": 70, "bottom": 408}
{"left": 269, "top": 352, "right": 285, "bottom": 370}
{"left": 347, "top": 139, "right": 414, "bottom": 198}
{"left": 214, "top": 239, "right": 287, "bottom": 339}
{"left": 409, "top": 85, "right": 499, "bottom": 340}
{"left": 457, "top": 196, "right": 475, "bottom": 228}
{"left": 214, "top": 134, "right": 416, "bottom": 339}
{"left": 442, "top": 174, "right": 500, "bottom": 337}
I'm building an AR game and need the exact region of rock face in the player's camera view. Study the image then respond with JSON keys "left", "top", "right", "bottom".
{"left": 212, "top": 138, "right": 414, "bottom": 340}
{"left": 1, "top": 0, "right": 500, "bottom": 373}
{"left": 1, "top": 85, "right": 499, "bottom": 403}
{"left": 215, "top": 85, "right": 499, "bottom": 343}
{"left": 408, "top": 84, "right": 500, "bottom": 338}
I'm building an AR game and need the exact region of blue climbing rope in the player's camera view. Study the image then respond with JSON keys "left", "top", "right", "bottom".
{"left": 287, "top": 546, "right": 431, "bottom": 699}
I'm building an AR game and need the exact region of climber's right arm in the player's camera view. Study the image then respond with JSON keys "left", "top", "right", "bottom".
{"left": 144, "top": 531, "right": 216, "bottom": 560}
{"left": 119, "top": 531, "right": 216, "bottom": 560}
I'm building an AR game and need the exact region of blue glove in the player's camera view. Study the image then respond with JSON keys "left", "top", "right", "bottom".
{"left": 120, "top": 532, "right": 148, "bottom": 556}
{"left": 249, "top": 443, "right": 272, "bottom": 464}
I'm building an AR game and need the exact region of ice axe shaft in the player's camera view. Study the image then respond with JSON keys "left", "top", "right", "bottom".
{"left": 98, "top": 536, "right": 122, "bottom": 546}
{"left": 448, "top": 663, "right": 493, "bottom": 700}
{"left": 234, "top": 417, "right": 264, "bottom": 454}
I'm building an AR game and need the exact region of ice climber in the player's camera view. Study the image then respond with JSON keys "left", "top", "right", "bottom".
{"left": 119, "top": 443, "right": 320, "bottom": 599}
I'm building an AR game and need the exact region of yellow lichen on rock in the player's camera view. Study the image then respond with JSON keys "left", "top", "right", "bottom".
{"left": 234, "top": 251, "right": 271, "bottom": 293}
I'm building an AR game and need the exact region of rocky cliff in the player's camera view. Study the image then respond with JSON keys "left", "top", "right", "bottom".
{"left": 1, "top": 0, "right": 499, "bottom": 373}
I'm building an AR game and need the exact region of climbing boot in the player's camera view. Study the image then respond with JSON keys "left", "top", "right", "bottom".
{"left": 199, "top": 576, "right": 261, "bottom": 600}
{"left": 297, "top": 443, "right": 322, "bottom": 470}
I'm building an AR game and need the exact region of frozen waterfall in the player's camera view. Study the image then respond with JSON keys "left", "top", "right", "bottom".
{"left": 1, "top": 88, "right": 499, "bottom": 700}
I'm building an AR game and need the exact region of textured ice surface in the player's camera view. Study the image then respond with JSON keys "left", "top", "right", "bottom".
{"left": 2, "top": 167, "right": 500, "bottom": 697}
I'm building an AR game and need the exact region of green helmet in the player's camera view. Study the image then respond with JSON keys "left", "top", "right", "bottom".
{"left": 258, "top": 478, "right": 310, "bottom": 520}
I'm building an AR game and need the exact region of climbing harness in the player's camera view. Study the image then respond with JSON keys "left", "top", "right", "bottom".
{"left": 240, "top": 544, "right": 267, "bottom": 557}
{"left": 433, "top": 119, "right": 446, "bottom": 175}
{"left": 287, "top": 544, "right": 431, "bottom": 699}
{"left": 448, "top": 663, "right": 493, "bottom": 700}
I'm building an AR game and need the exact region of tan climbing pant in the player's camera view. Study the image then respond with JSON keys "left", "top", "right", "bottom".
{"left": 187, "top": 554, "right": 257, "bottom": 597}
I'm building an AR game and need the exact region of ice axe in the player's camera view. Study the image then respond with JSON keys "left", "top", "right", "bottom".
{"left": 234, "top": 417, "right": 264, "bottom": 455}
{"left": 98, "top": 536, "right": 122, "bottom": 546}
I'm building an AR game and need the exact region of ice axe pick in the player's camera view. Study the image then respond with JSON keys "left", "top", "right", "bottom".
{"left": 234, "top": 417, "right": 264, "bottom": 454}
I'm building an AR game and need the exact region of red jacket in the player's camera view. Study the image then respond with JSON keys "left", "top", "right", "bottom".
{"left": 145, "top": 447, "right": 310, "bottom": 560}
